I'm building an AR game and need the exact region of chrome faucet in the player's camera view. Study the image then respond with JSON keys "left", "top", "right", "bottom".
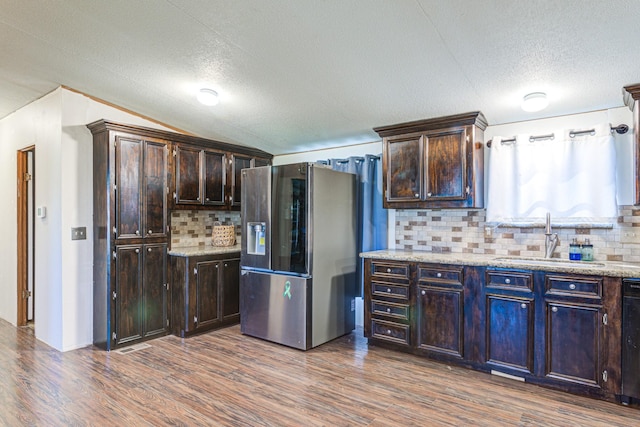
{"left": 544, "top": 212, "right": 559, "bottom": 258}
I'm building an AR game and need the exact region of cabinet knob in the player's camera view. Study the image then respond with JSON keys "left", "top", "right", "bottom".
{"left": 436, "top": 272, "right": 442, "bottom": 278}
{"left": 387, "top": 288, "right": 391, "bottom": 293}
{"left": 135, "top": 230, "right": 140, "bottom": 235}
{"left": 135, "top": 248, "right": 140, "bottom": 253}
{"left": 415, "top": 193, "right": 420, "bottom": 197}
{"left": 147, "top": 247, "right": 152, "bottom": 252}
{"left": 386, "top": 329, "right": 392, "bottom": 335}
{"left": 421, "top": 290, "right": 426, "bottom": 295}
{"left": 552, "top": 306, "right": 558, "bottom": 313}
{"left": 148, "top": 230, "right": 152, "bottom": 235}
{"left": 206, "top": 198, "right": 210, "bottom": 201}
{"left": 569, "top": 284, "right": 576, "bottom": 290}
{"left": 426, "top": 192, "right": 432, "bottom": 197}
{"left": 224, "top": 263, "right": 228, "bottom": 267}
{"left": 505, "top": 278, "right": 511, "bottom": 284}
{"left": 215, "top": 264, "right": 219, "bottom": 269}
{"left": 387, "top": 308, "right": 391, "bottom": 313}
{"left": 386, "top": 268, "right": 391, "bottom": 273}
{"left": 520, "top": 303, "right": 526, "bottom": 309}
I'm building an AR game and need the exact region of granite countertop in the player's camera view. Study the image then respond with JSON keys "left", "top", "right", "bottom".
{"left": 360, "top": 249, "right": 640, "bottom": 278}
{"left": 169, "top": 243, "right": 241, "bottom": 257}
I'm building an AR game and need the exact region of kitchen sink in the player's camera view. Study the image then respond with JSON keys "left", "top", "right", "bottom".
{"left": 492, "top": 257, "right": 606, "bottom": 269}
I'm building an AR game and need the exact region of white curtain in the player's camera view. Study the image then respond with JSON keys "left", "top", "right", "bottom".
{"left": 486, "top": 124, "right": 618, "bottom": 224}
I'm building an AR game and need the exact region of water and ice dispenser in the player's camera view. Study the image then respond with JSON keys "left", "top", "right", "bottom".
{"left": 247, "top": 222, "right": 266, "bottom": 255}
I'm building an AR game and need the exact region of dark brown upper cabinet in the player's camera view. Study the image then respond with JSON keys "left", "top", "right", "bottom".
{"left": 175, "top": 145, "right": 226, "bottom": 206}
{"left": 375, "top": 112, "right": 487, "bottom": 209}
{"left": 623, "top": 84, "right": 640, "bottom": 205}
{"left": 113, "top": 135, "right": 168, "bottom": 241}
{"left": 174, "top": 144, "right": 270, "bottom": 210}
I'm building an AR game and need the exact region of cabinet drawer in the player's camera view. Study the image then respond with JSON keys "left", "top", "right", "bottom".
{"left": 371, "top": 300, "right": 409, "bottom": 321}
{"left": 371, "top": 261, "right": 410, "bottom": 280}
{"left": 486, "top": 270, "right": 533, "bottom": 291}
{"left": 417, "top": 265, "right": 462, "bottom": 284}
{"left": 546, "top": 276, "right": 602, "bottom": 298}
{"left": 371, "top": 281, "right": 410, "bottom": 301}
{"left": 371, "top": 319, "right": 410, "bottom": 346}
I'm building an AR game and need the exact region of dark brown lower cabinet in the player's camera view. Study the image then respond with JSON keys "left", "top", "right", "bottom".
{"left": 545, "top": 301, "right": 601, "bottom": 387}
{"left": 486, "top": 295, "right": 534, "bottom": 374}
{"left": 363, "top": 258, "right": 623, "bottom": 403}
{"left": 113, "top": 243, "right": 168, "bottom": 347}
{"left": 415, "top": 265, "right": 464, "bottom": 359}
{"left": 484, "top": 270, "right": 535, "bottom": 375}
{"left": 170, "top": 252, "right": 240, "bottom": 337}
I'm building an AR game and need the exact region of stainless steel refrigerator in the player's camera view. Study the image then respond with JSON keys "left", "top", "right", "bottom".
{"left": 240, "top": 163, "right": 357, "bottom": 350}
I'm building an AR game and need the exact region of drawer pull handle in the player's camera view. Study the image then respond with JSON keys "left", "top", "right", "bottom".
{"left": 386, "top": 268, "right": 391, "bottom": 273}
{"left": 505, "top": 278, "right": 511, "bottom": 284}
{"left": 387, "top": 288, "right": 392, "bottom": 293}
{"left": 421, "top": 290, "right": 426, "bottom": 295}
{"left": 569, "top": 284, "right": 576, "bottom": 290}
{"left": 552, "top": 306, "right": 558, "bottom": 313}
{"left": 436, "top": 273, "right": 442, "bottom": 278}
{"left": 520, "top": 303, "right": 526, "bottom": 309}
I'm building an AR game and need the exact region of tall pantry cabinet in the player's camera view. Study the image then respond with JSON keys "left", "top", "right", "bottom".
{"left": 88, "top": 120, "right": 171, "bottom": 350}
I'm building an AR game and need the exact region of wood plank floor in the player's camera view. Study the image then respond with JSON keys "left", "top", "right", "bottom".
{"left": 1, "top": 319, "right": 640, "bottom": 426}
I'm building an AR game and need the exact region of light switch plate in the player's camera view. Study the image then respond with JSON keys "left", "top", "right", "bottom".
{"left": 71, "top": 227, "right": 87, "bottom": 240}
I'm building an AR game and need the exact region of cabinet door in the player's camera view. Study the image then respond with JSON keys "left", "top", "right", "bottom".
{"left": 221, "top": 258, "right": 240, "bottom": 321}
{"left": 143, "top": 141, "right": 168, "bottom": 237}
{"left": 385, "top": 136, "right": 422, "bottom": 202}
{"left": 195, "top": 260, "right": 220, "bottom": 329}
{"left": 114, "top": 245, "right": 143, "bottom": 346}
{"left": 142, "top": 244, "right": 167, "bottom": 338}
{"left": 175, "top": 146, "right": 202, "bottom": 204}
{"left": 486, "top": 295, "right": 534, "bottom": 374}
{"left": 231, "top": 154, "right": 252, "bottom": 207}
{"left": 424, "top": 128, "right": 466, "bottom": 201}
{"left": 114, "top": 137, "right": 142, "bottom": 239}
{"left": 416, "top": 285, "right": 463, "bottom": 358}
{"left": 546, "top": 302, "right": 602, "bottom": 387}
{"left": 203, "top": 151, "right": 226, "bottom": 206}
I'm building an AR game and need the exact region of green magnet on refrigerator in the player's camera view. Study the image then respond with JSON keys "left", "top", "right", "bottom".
{"left": 283, "top": 281, "right": 292, "bottom": 299}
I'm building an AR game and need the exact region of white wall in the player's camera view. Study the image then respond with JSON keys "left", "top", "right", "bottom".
{"left": 273, "top": 141, "right": 382, "bottom": 165}
{"left": 0, "top": 87, "right": 173, "bottom": 351}
{"left": 0, "top": 90, "right": 63, "bottom": 349}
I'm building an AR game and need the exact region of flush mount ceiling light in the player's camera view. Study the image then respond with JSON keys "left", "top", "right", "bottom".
{"left": 197, "top": 88, "right": 219, "bottom": 106}
{"left": 521, "top": 92, "right": 548, "bottom": 112}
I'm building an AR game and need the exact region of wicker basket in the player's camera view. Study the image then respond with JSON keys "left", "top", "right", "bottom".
{"left": 211, "top": 221, "right": 236, "bottom": 247}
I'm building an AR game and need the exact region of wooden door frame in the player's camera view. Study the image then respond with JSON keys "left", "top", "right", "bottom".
{"left": 17, "top": 145, "right": 35, "bottom": 326}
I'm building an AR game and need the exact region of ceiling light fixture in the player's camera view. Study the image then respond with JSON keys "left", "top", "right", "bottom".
{"left": 521, "top": 92, "right": 548, "bottom": 112}
{"left": 197, "top": 88, "right": 219, "bottom": 106}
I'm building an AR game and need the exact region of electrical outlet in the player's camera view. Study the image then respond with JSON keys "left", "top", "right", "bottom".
{"left": 621, "top": 231, "right": 638, "bottom": 243}
{"left": 71, "top": 227, "right": 87, "bottom": 241}
{"left": 484, "top": 226, "right": 493, "bottom": 238}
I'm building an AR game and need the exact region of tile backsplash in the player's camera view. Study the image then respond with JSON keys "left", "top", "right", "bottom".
{"left": 395, "top": 206, "right": 640, "bottom": 263}
{"left": 171, "top": 210, "right": 241, "bottom": 248}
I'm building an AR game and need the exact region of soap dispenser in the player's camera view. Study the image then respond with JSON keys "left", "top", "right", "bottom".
{"left": 569, "top": 238, "right": 582, "bottom": 261}
{"left": 581, "top": 238, "right": 594, "bottom": 261}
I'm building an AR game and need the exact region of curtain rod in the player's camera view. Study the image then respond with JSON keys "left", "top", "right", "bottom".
{"left": 487, "top": 123, "right": 629, "bottom": 147}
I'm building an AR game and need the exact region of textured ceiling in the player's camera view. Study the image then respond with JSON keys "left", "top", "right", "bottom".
{"left": 1, "top": 1, "right": 639, "bottom": 155}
